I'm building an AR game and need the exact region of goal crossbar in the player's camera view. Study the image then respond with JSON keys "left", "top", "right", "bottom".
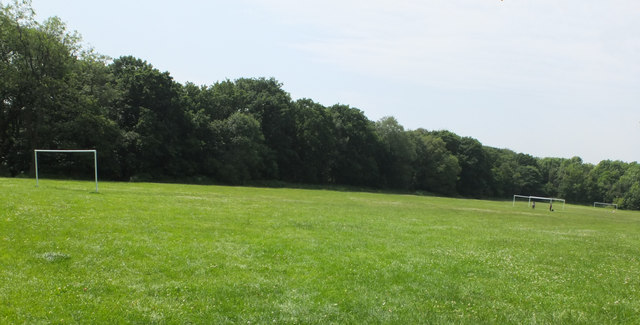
{"left": 513, "top": 194, "right": 565, "bottom": 210}
{"left": 34, "top": 149, "right": 98, "bottom": 192}
{"left": 594, "top": 202, "right": 617, "bottom": 209}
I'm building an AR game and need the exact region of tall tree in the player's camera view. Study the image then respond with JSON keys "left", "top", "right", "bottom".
{"left": 289, "top": 99, "right": 336, "bottom": 184}
{"left": 430, "top": 131, "right": 492, "bottom": 196}
{"left": 456, "top": 137, "right": 492, "bottom": 196}
{"left": 329, "top": 104, "right": 381, "bottom": 187}
{"left": 236, "top": 78, "right": 295, "bottom": 179}
{"left": 409, "top": 129, "right": 460, "bottom": 195}
{"left": 557, "top": 157, "right": 593, "bottom": 203}
{"left": 538, "top": 157, "right": 565, "bottom": 197}
{"left": 208, "top": 112, "right": 267, "bottom": 184}
{"left": 0, "top": 1, "right": 83, "bottom": 175}
{"left": 614, "top": 163, "right": 640, "bottom": 210}
{"left": 588, "top": 160, "right": 627, "bottom": 203}
{"left": 430, "top": 130, "right": 461, "bottom": 154}
{"left": 109, "top": 56, "right": 193, "bottom": 179}
{"left": 375, "top": 116, "right": 416, "bottom": 189}
{"left": 487, "top": 148, "right": 519, "bottom": 197}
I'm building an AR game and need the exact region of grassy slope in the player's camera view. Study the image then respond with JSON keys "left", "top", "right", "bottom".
{"left": 1, "top": 178, "right": 639, "bottom": 324}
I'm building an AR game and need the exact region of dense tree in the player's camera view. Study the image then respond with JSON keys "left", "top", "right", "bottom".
{"left": 1, "top": 2, "right": 77, "bottom": 174}
{"left": 207, "top": 112, "right": 267, "bottom": 184}
{"left": 430, "top": 131, "right": 492, "bottom": 196}
{"left": 588, "top": 160, "right": 627, "bottom": 203}
{"left": 455, "top": 137, "right": 492, "bottom": 197}
{"left": 0, "top": 1, "right": 121, "bottom": 179}
{"left": 234, "top": 78, "right": 296, "bottom": 180}
{"left": 375, "top": 116, "right": 416, "bottom": 189}
{"left": 490, "top": 151, "right": 543, "bottom": 196}
{"left": 614, "top": 163, "right": 640, "bottom": 210}
{"left": 109, "top": 56, "right": 194, "bottom": 179}
{"left": 487, "top": 148, "right": 519, "bottom": 197}
{"left": 409, "top": 129, "right": 460, "bottom": 195}
{"left": 430, "top": 130, "right": 461, "bottom": 154}
{"left": 556, "top": 157, "right": 594, "bottom": 203}
{"left": 513, "top": 165, "right": 542, "bottom": 196}
{"left": 289, "top": 99, "right": 336, "bottom": 184}
{"left": 329, "top": 104, "right": 381, "bottom": 187}
{"left": 538, "top": 157, "right": 565, "bottom": 197}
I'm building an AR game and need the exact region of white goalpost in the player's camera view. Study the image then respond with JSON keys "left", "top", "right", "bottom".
{"left": 34, "top": 149, "right": 98, "bottom": 192}
{"left": 594, "top": 202, "right": 617, "bottom": 209}
{"left": 513, "top": 195, "right": 531, "bottom": 206}
{"left": 513, "top": 194, "right": 565, "bottom": 210}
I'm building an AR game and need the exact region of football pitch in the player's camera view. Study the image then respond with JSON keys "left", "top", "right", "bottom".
{"left": 1, "top": 178, "right": 639, "bottom": 323}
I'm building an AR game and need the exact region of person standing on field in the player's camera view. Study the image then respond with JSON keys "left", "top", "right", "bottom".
{"left": 532, "top": 201, "right": 535, "bottom": 209}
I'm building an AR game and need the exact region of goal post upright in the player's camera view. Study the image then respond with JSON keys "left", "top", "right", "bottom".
{"left": 513, "top": 194, "right": 531, "bottom": 207}
{"left": 35, "top": 150, "right": 39, "bottom": 188}
{"left": 34, "top": 149, "right": 98, "bottom": 192}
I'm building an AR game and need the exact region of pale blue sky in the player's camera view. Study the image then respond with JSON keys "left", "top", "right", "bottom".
{"left": 30, "top": 0, "right": 640, "bottom": 164}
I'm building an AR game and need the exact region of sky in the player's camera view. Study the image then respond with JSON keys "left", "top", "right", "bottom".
{"left": 29, "top": 0, "right": 640, "bottom": 164}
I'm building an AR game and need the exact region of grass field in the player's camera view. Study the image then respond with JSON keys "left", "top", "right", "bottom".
{"left": 1, "top": 177, "right": 639, "bottom": 324}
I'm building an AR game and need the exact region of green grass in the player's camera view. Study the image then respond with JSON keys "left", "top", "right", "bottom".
{"left": 1, "top": 178, "right": 639, "bottom": 324}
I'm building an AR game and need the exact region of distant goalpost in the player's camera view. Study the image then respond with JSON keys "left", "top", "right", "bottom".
{"left": 594, "top": 202, "right": 617, "bottom": 210}
{"left": 513, "top": 195, "right": 565, "bottom": 210}
{"left": 34, "top": 149, "right": 98, "bottom": 192}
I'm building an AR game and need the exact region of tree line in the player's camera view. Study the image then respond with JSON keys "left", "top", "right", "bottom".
{"left": 2, "top": 1, "right": 639, "bottom": 209}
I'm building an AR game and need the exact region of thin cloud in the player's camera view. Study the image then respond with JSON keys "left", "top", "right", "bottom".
{"left": 253, "top": 0, "right": 639, "bottom": 94}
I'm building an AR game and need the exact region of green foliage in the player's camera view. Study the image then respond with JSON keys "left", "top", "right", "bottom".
{"left": 289, "top": 99, "right": 337, "bottom": 183}
{"left": 590, "top": 160, "right": 628, "bottom": 203}
{"left": 209, "top": 112, "right": 267, "bottom": 184}
{"left": 557, "top": 157, "right": 594, "bottom": 203}
{"left": 108, "top": 56, "right": 195, "bottom": 179}
{"left": 235, "top": 77, "right": 296, "bottom": 179}
{"left": 409, "top": 129, "right": 459, "bottom": 195}
{"left": 329, "top": 104, "right": 381, "bottom": 187}
{"left": 615, "top": 163, "right": 640, "bottom": 210}
{"left": 538, "top": 157, "right": 564, "bottom": 197}
{"left": 488, "top": 148, "right": 544, "bottom": 198}
{"left": 1, "top": 0, "right": 83, "bottom": 175}
{"left": 456, "top": 137, "right": 492, "bottom": 197}
{"left": 376, "top": 116, "right": 416, "bottom": 189}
